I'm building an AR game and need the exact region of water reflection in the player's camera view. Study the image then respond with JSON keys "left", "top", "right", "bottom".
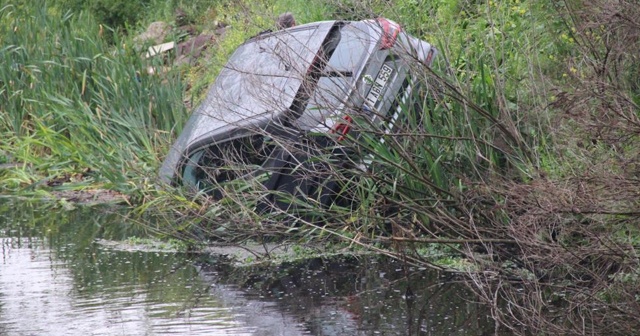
{"left": 0, "top": 199, "right": 495, "bottom": 335}
{"left": 204, "top": 256, "right": 494, "bottom": 335}
{"left": 0, "top": 205, "right": 252, "bottom": 335}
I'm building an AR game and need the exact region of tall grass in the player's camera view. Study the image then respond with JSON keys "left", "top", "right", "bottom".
{"left": 3, "top": 1, "right": 638, "bottom": 333}
{"left": 0, "top": 4, "right": 185, "bottom": 190}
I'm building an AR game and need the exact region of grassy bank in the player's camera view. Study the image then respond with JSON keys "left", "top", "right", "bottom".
{"left": 0, "top": 3, "right": 185, "bottom": 196}
{"left": 1, "top": 0, "right": 639, "bottom": 334}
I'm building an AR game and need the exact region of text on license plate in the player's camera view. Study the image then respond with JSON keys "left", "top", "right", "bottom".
{"left": 365, "top": 64, "right": 393, "bottom": 107}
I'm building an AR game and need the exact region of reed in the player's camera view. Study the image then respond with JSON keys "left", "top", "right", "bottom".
{"left": 0, "top": 4, "right": 185, "bottom": 190}
{"left": 3, "top": 1, "right": 638, "bottom": 333}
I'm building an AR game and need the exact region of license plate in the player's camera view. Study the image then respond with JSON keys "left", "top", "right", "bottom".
{"left": 365, "top": 64, "right": 393, "bottom": 107}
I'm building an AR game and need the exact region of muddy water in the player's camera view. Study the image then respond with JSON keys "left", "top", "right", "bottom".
{"left": 0, "top": 199, "right": 495, "bottom": 335}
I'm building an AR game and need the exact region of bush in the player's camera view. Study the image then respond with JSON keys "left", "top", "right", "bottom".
{"left": 52, "top": 0, "right": 151, "bottom": 32}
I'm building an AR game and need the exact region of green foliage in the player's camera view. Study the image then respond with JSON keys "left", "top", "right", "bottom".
{"left": 50, "top": 0, "right": 148, "bottom": 34}
{"left": 0, "top": 4, "right": 185, "bottom": 191}
{"left": 3, "top": 0, "right": 639, "bottom": 334}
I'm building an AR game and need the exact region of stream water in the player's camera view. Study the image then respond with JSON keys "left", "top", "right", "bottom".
{"left": 0, "top": 198, "right": 496, "bottom": 335}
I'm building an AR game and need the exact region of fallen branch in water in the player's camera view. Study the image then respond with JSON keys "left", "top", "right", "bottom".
{"left": 375, "top": 237, "right": 518, "bottom": 244}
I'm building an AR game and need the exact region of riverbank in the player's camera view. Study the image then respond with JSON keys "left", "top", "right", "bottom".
{"left": 2, "top": 1, "right": 639, "bottom": 334}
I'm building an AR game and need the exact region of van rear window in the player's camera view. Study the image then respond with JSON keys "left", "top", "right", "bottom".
{"left": 325, "top": 23, "right": 370, "bottom": 73}
{"left": 295, "top": 23, "right": 371, "bottom": 130}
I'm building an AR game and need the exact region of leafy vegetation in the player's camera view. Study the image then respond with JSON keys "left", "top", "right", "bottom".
{"left": 0, "top": 3, "right": 185, "bottom": 194}
{"left": 1, "top": 0, "right": 638, "bottom": 334}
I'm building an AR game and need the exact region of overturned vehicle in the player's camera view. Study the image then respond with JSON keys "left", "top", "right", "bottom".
{"left": 159, "top": 18, "right": 437, "bottom": 213}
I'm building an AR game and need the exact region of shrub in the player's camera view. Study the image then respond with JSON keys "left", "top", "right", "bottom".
{"left": 52, "top": 0, "right": 150, "bottom": 32}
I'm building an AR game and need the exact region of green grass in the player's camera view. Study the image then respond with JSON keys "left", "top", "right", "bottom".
{"left": 3, "top": 1, "right": 639, "bottom": 333}
{"left": 0, "top": 4, "right": 185, "bottom": 192}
